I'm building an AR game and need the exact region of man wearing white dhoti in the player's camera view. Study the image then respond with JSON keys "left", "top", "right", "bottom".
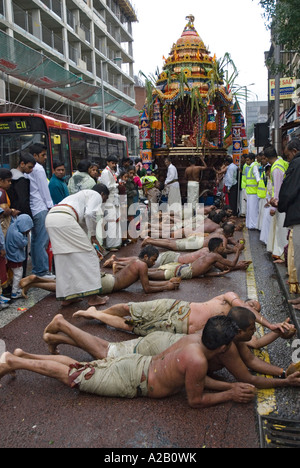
{"left": 45, "top": 185, "right": 109, "bottom": 306}
{"left": 99, "top": 155, "right": 122, "bottom": 250}
{"left": 164, "top": 157, "right": 182, "bottom": 212}
{"left": 245, "top": 153, "right": 260, "bottom": 229}
{"left": 259, "top": 165, "right": 272, "bottom": 245}
{"left": 185, "top": 156, "right": 207, "bottom": 214}
{"left": 264, "top": 145, "right": 289, "bottom": 259}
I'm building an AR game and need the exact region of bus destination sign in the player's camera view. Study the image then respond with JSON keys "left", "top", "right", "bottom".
{"left": 0, "top": 120, "right": 28, "bottom": 132}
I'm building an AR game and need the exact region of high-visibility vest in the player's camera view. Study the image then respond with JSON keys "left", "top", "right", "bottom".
{"left": 241, "top": 164, "right": 249, "bottom": 189}
{"left": 257, "top": 171, "right": 267, "bottom": 199}
{"left": 270, "top": 158, "right": 289, "bottom": 197}
{"left": 246, "top": 162, "right": 259, "bottom": 195}
{"left": 141, "top": 175, "right": 157, "bottom": 190}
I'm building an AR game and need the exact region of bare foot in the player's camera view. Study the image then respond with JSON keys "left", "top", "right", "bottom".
{"left": 169, "top": 277, "right": 181, "bottom": 290}
{"left": 103, "top": 255, "right": 116, "bottom": 268}
{"left": 13, "top": 348, "right": 26, "bottom": 357}
{"left": 88, "top": 295, "right": 109, "bottom": 307}
{"left": 73, "top": 307, "right": 98, "bottom": 320}
{"left": 0, "top": 352, "right": 15, "bottom": 380}
{"left": 44, "top": 314, "right": 64, "bottom": 336}
{"left": 19, "top": 274, "right": 37, "bottom": 288}
{"left": 19, "top": 274, "right": 37, "bottom": 298}
{"left": 43, "top": 333, "right": 60, "bottom": 355}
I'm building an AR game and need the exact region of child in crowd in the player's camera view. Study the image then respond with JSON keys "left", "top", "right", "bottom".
{"left": 0, "top": 168, "right": 20, "bottom": 237}
{"left": 118, "top": 170, "right": 129, "bottom": 196}
{"left": 5, "top": 214, "right": 33, "bottom": 299}
{"left": 126, "top": 167, "right": 139, "bottom": 220}
{"left": 88, "top": 162, "right": 100, "bottom": 183}
{"left": 118, "top": 171, "right": 130, "bottom": 246}
{"left": 0, "top": 208, "right": 9, "bottom": 308}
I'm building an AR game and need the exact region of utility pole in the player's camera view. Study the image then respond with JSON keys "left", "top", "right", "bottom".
{"left": 274, "top": 43, "right": 281, "bottom": 153}
{"left": 274, "top": 0, "right": 281, "bottom": 153}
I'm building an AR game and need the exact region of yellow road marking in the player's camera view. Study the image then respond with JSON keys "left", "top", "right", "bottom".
{"left": 243, "top": 229, "right": 277, "bottom": 416}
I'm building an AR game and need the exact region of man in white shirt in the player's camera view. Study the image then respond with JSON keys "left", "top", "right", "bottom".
{"left": 28, "top": 143, "right": 54, "bottom": 278}
{"left": 264, "top": 145, "right": 289, "bottom": 259}
{"left": 164, "top": 157, "right": 182, "bottom": 212}
{"left": 45, "top": 185, "right": 109, "bottom": 306}
{"left": 99, "top": 155, "right": 122, "bottom": 250}
{"left": 224, "top": 156, "right": 238, "bottom": 216}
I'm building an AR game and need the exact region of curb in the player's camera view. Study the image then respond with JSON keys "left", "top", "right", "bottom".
{"left": 273, "top": 261, "right": 300, "bottom": 336}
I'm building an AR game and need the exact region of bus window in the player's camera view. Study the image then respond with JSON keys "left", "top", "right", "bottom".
{"left": 99, "top": 136, "right": 108, "bottom": 167}
{"left": 50, "top": 129, "right": 72, "bottom": 178}
{"left": 107, "top": 138, "right": 120, "bottom": 160}
{"left": 117, "top": 141, "right": 126, "bottom": 159}
{"left": 0, "top": 133, "right": 47, "bottom": 169}
{"left": 70, "top": 131, "right": 87, "bottom": 170}
{"left": 86, "top": 136, "right": 101, "bottom": 168}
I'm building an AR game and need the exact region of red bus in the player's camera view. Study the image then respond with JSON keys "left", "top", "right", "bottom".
{"left": 0, "top": 113, "right": 129, "bottom": 178}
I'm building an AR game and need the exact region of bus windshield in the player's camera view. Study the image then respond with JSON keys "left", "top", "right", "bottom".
{"left": 0, "top": 132, "right": 47, "bottom": 169}
{"left": 0, "top": 114, "right": 129, "bottom": 179}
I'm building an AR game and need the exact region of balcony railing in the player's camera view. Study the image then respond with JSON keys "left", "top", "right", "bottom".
{"left": 40, "top": 0, "right": 62, "bottom": 18}
{"left": 0, "top": 0, "right": 5, "bottom": 17}
{"left": 66, "top": 8, "right": 77, "bottom": 30}
{"left": 13, "top": 3, "right": 34, "bottom": 35}
{"left": 42, "top": 23, "right": 64, "bottom": 55}
{"left": 12, "top": 2, "right": 64, "bottom": 56}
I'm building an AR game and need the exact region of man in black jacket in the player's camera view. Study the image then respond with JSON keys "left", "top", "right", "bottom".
{"left": 7, "top": 152, "right": 36, "bottom": 277}
{"left": 7, "top": 152, "right": 36, "bottom": 217}
{"left": 278, "top": 138, "right": 300, "bottom": 309}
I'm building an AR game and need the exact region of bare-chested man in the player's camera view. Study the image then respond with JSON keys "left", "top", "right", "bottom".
{"left": 41, "top": 310, "right": 299, "bottom": 390}
{"left": 185, "top": 156, "right": 207, "bottom": 212}
{"left": 0, "top": 316, "right": 257, "bottom": 408}
{"left": 73, "top": 290, "right": 289, "bottom": 336}
{"left": 20, "top": 245, "right": 180, "bottom": 299}
{"left": 104, "top": 237, "right": 249, "bottom": 274}
{"left": 140, "top": 222, "right": 238, "bottom": 253}
{"left": 147, "top": 238, "right": 247, "bottom": 281}
{"left": 110, "top": 238, "right": 248, "bottom": 281}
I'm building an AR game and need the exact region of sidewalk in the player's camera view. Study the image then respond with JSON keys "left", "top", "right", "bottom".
{"left": 0, "top": 288, "right": 50, "bottom": 329}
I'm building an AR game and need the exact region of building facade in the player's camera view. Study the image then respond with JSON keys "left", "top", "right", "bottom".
{"left": 266, "top": 40, "right": 300, "bottom": 152}
{"left": 0, "top": 0, "right": 139, "bottom": 154}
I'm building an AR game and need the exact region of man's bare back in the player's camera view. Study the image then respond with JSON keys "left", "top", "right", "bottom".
{"left": 185, "top": 165, "right": 204, "bottom": 182}
{"left": 188, "top": 293, "right": 236, "bottom": 334}
{"left": 147, "top": 342, "right": 207, "bottom": 399}
{"left": 113, "top": 258, "right": 145, "bottom": 290}
{"left": 73, "top": 291, "right": 269, "bottom": 337}
{"left": 114, "top": 258, "right": 180, "bottom": 293}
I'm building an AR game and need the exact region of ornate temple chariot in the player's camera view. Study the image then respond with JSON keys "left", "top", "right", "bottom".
{"left": 139, "top": 15, "right": 248, "bottom": 199}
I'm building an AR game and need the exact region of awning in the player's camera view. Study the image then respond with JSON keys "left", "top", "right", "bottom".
{"left": 0, "top": 31, "right": 139, "bottom": 124}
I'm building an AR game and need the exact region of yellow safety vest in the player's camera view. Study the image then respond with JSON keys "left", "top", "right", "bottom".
{"left": 257, "top": 171, "right": 267, "bottom": 199}
{"left": 141, "top": 175, "right": 157, "bottom": 190}
{"left": 241, "top": 164, "right": 249, "bottom": 189}
{"left": 270, "top": 158, "right": 289, "bottom": 197}
{"left": 246, "top": 162, "right": 259, "bottom": 195}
